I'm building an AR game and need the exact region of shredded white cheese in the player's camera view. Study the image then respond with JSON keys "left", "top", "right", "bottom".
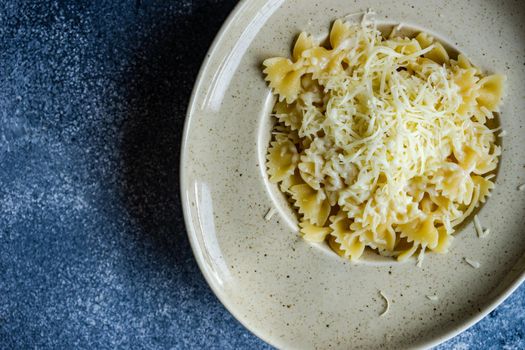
{"left": 264, "top": 207, "right": 277, "bottom": 221}
{"left": 473, "top": 215, "right": 484, "bottom": 238}
{"left": 498, "top": 130, "right": 507, "bottom": 137}
{"left": 482, "top": 228, "right": 490, "bottom": 237}
{"left": 389, "top": 23, "right": 404, "bottom": 39}
{"left": 379, "top": 291, "right": 390, "bottom": 316}
{"left": 361, "top": 8, "right": 376, "bottom": 26}
{"left": 464, "top": 257, "right": 481, "bottom": 269}
{"left": 416, "top": 247, "right": 426, "bottom": 268}
{"left": 518, "top": 184, "right": 525, "bottom": 191}
{"left": 426, "top": 295, "right": 439, "bottom": 301}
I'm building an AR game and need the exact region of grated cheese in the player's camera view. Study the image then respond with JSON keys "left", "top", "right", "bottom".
{"left": 388, "top": 23, "right": 404, "bottom": 39}
{"left": 473, "top": 214, "right": 483, "bottom": 238}
{"left": 464, "top": 258, "right": 481, "bottom": 269}
{"left": 361, "top": 8, "right": 376, "bottom": 26}
{"left": 416, "top": 247, "right": 426, "bottom": 268}
{"left": 264, "top": 207, "right": 277, "bottom": 221}
{"left": 426, "top": 295, "right": 439, "bottom": 301}
{"left": 379, "top": 291, "right": 390, "bottom": 316}
{"left": 518, "top": 184, "right": 525, "bottom": 191}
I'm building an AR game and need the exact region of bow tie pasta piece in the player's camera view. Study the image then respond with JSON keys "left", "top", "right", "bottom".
{"left": 299, "top": 221, "right": 331, "bottom": 243}
{"left": 329, "top": 211, "right": 365, "bottom": 260}
{"left": 431, "top": 226, "right": 454, "bottom": 254}
{"left": 399, "top": 216, "right": 440, "bottom": 251}
{"left": 472, "top": 175, "right": 495, "bottom": 204}
{"left": 367, "top": 224, "right": 396, "bottom": 251}
{"left": 267, "top": 136, "right": 299, "bottom": 183}
{"left": 415, "top": 32, "right": 449, "bottom": 65}
{"left": 273, "top": 100, "right": 303, "bottom": 131}
{"left": 290, "top": 184, "right": 331, "bottom": 226}
{"left": 434, "top": 167, "right": 475, "bottom": 205}
{"left": 449, "top": 54, "right": 505, "bottom": 123}
{"left": 279, "top": 169, "right": 304, "bottom": 194}
{"left": 327, "top": 234, "right": 346, "bottom": 257}
{"left": 263, "top": 31, "right": 318, "bottom": 103}
{"left": 330, "top": 19, "right": 353, "bottom": 49}
{"left": 263, "top": 57, "right": 305, "bottom": 103}
{"left": 262, "top": 19, "right": 504, "bottom": 263}
{"left": 293, "top": 32, "right": 316, "bottom": 61}
{"left": 454, "top": 67, "right": 481, "bottom": 116}
{"left": 386, "top": 37, "right": 423, "bottom": 55}
{"left": 476, "top": 74, "right": 506, "bottom": 112}
{"left": 333, "top": 231, "right": 366, "bottom": 261}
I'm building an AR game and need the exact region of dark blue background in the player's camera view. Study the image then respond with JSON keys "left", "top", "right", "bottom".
{"left": 0, "top": 1, "right": 523, "bottom": 348}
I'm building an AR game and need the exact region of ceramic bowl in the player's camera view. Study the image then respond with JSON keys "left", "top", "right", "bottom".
{"left": 181, "top": 0, "right": 525, "bottom": 348}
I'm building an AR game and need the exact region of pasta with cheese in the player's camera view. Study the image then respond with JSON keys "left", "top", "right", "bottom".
{"left": 263, "top": 19, "right": 504, "bottom": 262}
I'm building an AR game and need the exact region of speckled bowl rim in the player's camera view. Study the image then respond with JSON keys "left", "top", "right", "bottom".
{"left": 180, "top": 0, "right": 525, "bottom": 348}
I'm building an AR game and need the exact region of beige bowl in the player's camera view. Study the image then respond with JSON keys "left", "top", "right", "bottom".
{"left": 181, "top": 0, "right": 525, "bottom": 348}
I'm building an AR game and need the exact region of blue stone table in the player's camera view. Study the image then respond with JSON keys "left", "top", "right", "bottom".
{"left": 0, "top": 1, "right": 523, "bottom": 349}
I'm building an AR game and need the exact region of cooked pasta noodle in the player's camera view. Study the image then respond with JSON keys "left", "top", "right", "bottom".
{"left": 263, "top": 19, "right": 504, "bottom": 262}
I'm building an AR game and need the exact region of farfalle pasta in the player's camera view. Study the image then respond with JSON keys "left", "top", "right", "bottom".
{"left": 263, "top": 19, "right": 505, "bottom": 262}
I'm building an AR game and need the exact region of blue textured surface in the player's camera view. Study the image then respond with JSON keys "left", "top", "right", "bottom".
{"left": 0, "top": 1, "right": 523, "bottom": 349}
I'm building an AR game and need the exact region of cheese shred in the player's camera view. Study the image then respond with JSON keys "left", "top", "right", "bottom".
{"left": 473, "top": 215, "right": 484, "bottom": 238}
{"left": 264, "top": 207, "right": 277, "bottom": 221}
{"left": 426, "top": 295, "right": 439, "bottom": 301}
{"left": 464, "top": 257, "right": 481, "bottom": 268}
{"left": 379, "top": 291, "right": 390, "bottom": 316}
